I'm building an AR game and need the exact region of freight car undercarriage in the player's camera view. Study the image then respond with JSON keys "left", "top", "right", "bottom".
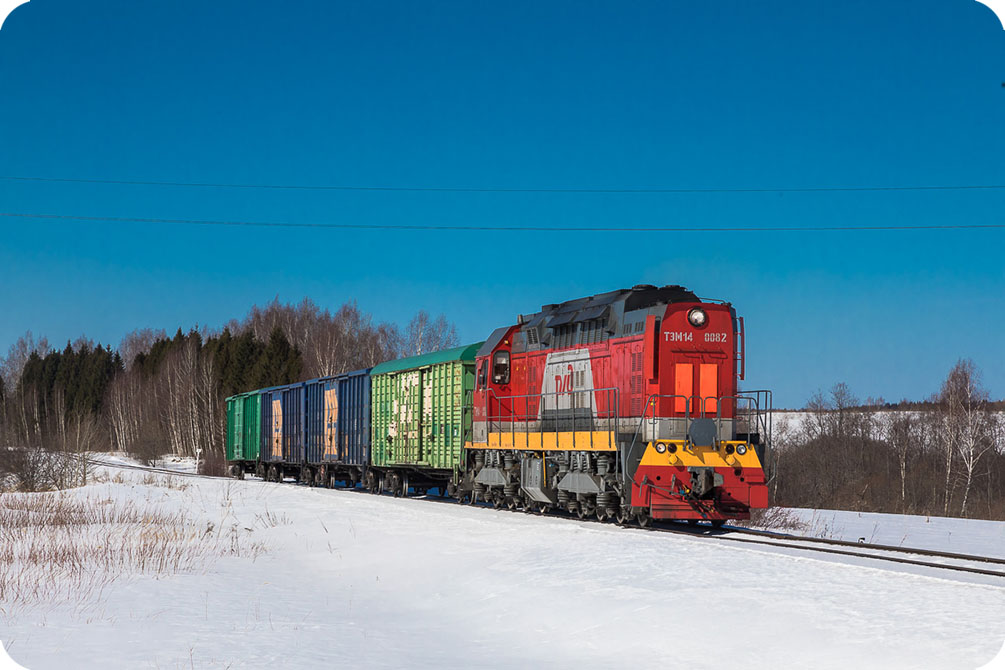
{"left": 230, "top": 392, "right": 771, "bottom": 525}
{"left": 229, "top": 447, "right": 759, "bottom": 527}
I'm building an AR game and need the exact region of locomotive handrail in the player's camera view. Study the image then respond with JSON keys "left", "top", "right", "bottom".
{"left": 727, "top": 389, "right": 773, "bottom": 452}
{"left": 624, "top": 394, "right": 693, "bottom": 482}
{"left": 714, "top": 395, "right": 759, "bottom": 444}
{"left": 482, "top": 386, "right": 622, "bottom": 456}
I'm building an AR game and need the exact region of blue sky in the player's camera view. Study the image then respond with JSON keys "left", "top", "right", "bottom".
{"left": 1, "top": 0, "right": 1003, "bottom": 407}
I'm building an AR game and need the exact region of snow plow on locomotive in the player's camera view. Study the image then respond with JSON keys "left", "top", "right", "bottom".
{"left": 465, "top": 284, "right": 771, "bottom": 526}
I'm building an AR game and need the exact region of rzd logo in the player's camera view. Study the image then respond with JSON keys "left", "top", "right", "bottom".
{"left": 554, "top": 364, "right": 575, "bottom": 394}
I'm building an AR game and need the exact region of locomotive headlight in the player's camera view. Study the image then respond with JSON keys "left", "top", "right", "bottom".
{"left": 736, "top": 444, "right": 748, "bottom": 456}
{"left": 687, "top": 308, "right": 708, "bottom": 327}
{"left": 655, "top": 443, "right": 667, "bottom": 454}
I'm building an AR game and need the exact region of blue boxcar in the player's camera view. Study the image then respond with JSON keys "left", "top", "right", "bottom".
{"left": 259, "top": 382, "right": 306, "bottom": 467}
{"left": 304, "top": 368, "right": 371, "bottom": 468}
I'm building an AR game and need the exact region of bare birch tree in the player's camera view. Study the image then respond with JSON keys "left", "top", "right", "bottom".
{"left": 938, "top": 360, "right": 997, "bottom": 517}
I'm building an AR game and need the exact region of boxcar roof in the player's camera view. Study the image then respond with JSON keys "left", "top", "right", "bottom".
{"left": 370, "top": 342, "right": 484, "bottom": 376}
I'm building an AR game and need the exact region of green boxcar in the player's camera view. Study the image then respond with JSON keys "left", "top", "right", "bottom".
{"left": 226, "top": 391, "right": 262, "bottom": 462}
{"left": 370, "top": 343, "right": 482, "bottom": 472}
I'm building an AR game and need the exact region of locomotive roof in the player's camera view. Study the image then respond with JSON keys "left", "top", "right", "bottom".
{"left": 528, "top": 284, "right": 697, "bottom": 325}
{"left": 477, "top": 285, "right": 701, "bottom": 356}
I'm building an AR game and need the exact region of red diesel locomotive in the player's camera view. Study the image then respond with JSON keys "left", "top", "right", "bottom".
{"left": 466, "top": 284, "right": 770, "bottom": 526}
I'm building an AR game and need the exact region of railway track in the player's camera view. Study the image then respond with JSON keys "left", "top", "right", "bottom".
{"left": 84, "top": 457, "right": 222, "bottom": 481}
{"left": 648, "top": 524, "right": 1005, "bottom": 579}
{"left": 87, "top": 457, "right": 1005, "bottom": 580}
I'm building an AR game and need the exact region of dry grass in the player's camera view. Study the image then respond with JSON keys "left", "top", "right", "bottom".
{"left": 739, "top": 507, "right": 809, "bottom": 532}
{"left": 0, "top": 485, "right": 267, "bottom": 616}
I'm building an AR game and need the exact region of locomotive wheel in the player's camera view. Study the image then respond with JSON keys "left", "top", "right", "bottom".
{"left": 576, "top": 505, "right": 587, "bottom": 520}
{"left": 636, "top": 512, "right": 652, "bottom": 528}
{"left": 506, "top": 497, "right": 517, "bottom": 510}
{"left": 524, "top": 500, "right": 537, "bottom": 514}
{"left": 492, "top": 493, "right": 503, "bottom": 509}
{"left": 615, "top": 508, "right": 630, "bottom": 525}
{"left": 595, "top": 507, "right": 608, "bottom": 522}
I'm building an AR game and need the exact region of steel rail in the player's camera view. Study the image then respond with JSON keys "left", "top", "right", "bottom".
{"left": 718, "top": 524, "right": 1005, "bottom": 567}
{"left": 647, "top": 525, "right": 1005, "bottom": 579}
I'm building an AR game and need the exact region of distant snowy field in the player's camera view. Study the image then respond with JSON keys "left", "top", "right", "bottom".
{"left": 3, "top": 458, "right": 1005, "bottom": 670}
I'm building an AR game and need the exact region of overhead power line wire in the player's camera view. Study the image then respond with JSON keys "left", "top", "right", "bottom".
{"left": 4, "top": 175, "right": 1005, "bottom": 194}
{"left": 3, "top": 211, "right": 1004, "bottom": 232}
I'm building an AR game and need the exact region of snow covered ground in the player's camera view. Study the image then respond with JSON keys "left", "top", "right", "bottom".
{"left": 3, "top": 461, "right": 1005, "bottom": 669}
{"left": 769, "top": 507, "right": 1005, "bottom": 560}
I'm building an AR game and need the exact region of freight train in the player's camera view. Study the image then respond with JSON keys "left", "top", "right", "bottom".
{"left": 226, "top": 285, "right": 772, "bottom": 526}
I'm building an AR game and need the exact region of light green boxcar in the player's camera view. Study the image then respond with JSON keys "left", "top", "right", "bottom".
{"left": 370, "top": 343, "right": 482, "bottom": 472}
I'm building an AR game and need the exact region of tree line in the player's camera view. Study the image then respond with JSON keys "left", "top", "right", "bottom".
{"left": 770, "top": 359, "right": 1005, "bottom": 520}
{"left": 4, "top": 304, "right": 1002, "bottom": 522}
{"left": 0, "top": 298, "right": 458, "bottom": 486}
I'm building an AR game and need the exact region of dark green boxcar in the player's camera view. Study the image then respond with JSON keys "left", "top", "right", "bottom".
{"left": 225, "top": 391, "right": 261, "bottom": 463}
{"left": 370, "top": 343, "right": 482, "bottom": 474}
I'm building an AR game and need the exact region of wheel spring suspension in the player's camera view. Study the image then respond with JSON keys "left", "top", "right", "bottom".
{"left": 596, "top": 491, "right": 614, "bottom": 509}
{"left": 557, "top": 489, "right": 570, "bottom": 507}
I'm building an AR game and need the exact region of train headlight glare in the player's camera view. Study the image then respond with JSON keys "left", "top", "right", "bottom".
{"left": 688, "top": 308, "right": 708, "bottom": 327}
{"left": 736, "top": 444, "right": 747, "bottom": 455}
{"left": 655, "top": 443, "right": 667, "bottom": 454}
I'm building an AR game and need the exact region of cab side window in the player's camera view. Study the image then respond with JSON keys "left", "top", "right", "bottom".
{"left": 477, "top": 360, "right": 488, "bottom": 389}
{"left": 492, "top": 351, "right": 510, "bottom": 385}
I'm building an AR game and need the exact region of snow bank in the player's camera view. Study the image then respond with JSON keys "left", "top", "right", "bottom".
{"left": 2, "top": 471, "right": 1004, "bottom": 669}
